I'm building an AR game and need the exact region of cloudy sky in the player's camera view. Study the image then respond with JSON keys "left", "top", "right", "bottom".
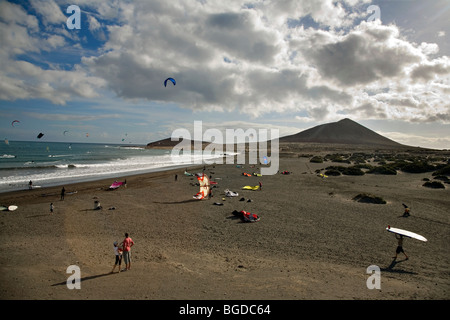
{"left": 1, "top": 0, "right": 449, "bottom": 149}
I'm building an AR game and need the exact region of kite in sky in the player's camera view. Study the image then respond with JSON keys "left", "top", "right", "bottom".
{"left": 164, "top": 77, "right": 176, "bottom": 87}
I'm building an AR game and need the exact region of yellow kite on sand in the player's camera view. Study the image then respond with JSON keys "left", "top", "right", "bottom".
{"left": 242, "top": 186, "right": 260, "bottom": 191}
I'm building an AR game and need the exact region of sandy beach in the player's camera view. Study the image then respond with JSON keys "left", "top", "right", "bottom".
{"left": 0, "top": 144, "right": 449, "bottom": 301}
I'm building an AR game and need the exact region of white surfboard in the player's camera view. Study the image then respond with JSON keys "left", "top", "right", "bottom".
{"left": 8, "top": 205, "right": 18, "bottom": 211}
{"left": 386, "top": 225, "right": 427, "bottom": 242}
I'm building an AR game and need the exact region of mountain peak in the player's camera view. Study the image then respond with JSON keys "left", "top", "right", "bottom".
{"left": 280, "top": 118, "right": 403, "bottom": 147}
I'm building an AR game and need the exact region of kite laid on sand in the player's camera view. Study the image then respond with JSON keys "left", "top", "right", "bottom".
{"left": 193, "top": 173, "right": 210, "bottom": 200}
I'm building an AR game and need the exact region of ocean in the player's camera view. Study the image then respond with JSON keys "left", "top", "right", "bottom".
{"left": 0, "top": 140, "right": 212, "bottom": 193}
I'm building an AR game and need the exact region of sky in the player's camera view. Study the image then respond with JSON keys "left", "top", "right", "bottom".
{"left": 0, "top": 0, "right": 449, "bottom": 149}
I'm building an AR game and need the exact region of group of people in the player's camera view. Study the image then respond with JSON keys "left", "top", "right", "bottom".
{"left": 111, "top": 233, "right": 135, "bottom": 273}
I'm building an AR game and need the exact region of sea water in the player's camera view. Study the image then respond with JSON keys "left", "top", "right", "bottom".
{"left": 0, "top": 141, "right": 214, "bottom": 193}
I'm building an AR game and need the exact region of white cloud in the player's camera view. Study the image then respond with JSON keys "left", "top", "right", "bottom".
{"left": 30, "top": 0, "right": 66, "bottom": 26}
{"left": 379, "top": 131, "right": 450, "bottom": 150}
{"left": 1, "top": 0, "right": 449, "bottom": 127}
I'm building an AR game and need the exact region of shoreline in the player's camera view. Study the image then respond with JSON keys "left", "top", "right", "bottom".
{"left": 0, "top": 163, "right": 198, "bottom": 195}
{"left": 0, "top": 163, "right": 206, "bottom": 204}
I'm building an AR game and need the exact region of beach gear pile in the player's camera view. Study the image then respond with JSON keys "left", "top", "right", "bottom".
{"left": 225, "top": 189, "right": 239, "bottom": 197}
{"left": 232, "top": 210, "right": 260, "bottom": 223}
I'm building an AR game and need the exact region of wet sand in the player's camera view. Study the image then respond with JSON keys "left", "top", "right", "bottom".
{"left": 0, "top": 146, "right": 449, "bottom": 301}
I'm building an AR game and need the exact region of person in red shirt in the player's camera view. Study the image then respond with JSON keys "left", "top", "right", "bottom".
{"left": 121, "top": 233, "right": 134, "bottom": 271}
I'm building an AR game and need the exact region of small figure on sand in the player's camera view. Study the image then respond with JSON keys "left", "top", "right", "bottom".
{"left": 50, "top": 202, "right": 54, "bottom": 214}
{"left": 94, "top": 200, "right": 102, "bottom": 210}
{"left": 259, "top": 181, "right": 262, "bottom": 191}
{"left": 393, "top": 234, "right": 409, "bottom": 260}
{"left": 402, "top": 203, "right": 410, "bottom": 217}
{"left": 111, "top": 241, "right": 123, "bottom": 273}
{"left": 60, "top": 187, "right": 65, "bottom": 201}
{"left": 29, "top": 180, "right": 33, "bottom": 190}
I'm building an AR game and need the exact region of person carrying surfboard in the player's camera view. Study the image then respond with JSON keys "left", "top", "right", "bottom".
{"left": 393, "top": 234, "right": 409, "bottom": 260}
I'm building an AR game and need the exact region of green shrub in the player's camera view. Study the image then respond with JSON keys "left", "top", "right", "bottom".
{"left": 367, "top": 165, "right": 397, "bottom": 175}
{"left": 423, "top": 181, "right": 445, "bottom": 189}
{"left": 433, "top": 175, "right": 449, "bottom": 182}
{"left": 432, "top": 164, "right": 450, "bottom": 176}
{"left": 324, "top": 165, "right": 364, "bottom": 175}
{"left": 341, "top": 166, "right": 365, "bottom": 176}
{"left": 324, "top": 169, "right": 341, "bottom": 176}
{"left": 400, "top": 161, "right": 435, "bottom": 173}
{"left": 353, "top": 193, "right": 386, "bottom": 204}
{"left": 310, "top": 156, "right": 323, "bottom": 163}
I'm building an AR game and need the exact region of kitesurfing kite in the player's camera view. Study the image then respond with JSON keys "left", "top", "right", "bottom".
{"left": 193, "top": 173, "right": 210, "bottom": 200}
{"left": 63, "top": 130, "right": 69, "bottom": 136}
{"left": 11, "top": 120, "right": 20, "bottom": 127}
{"left": 37, "top": 133, "right": 44, "bottom": 139}
{"left": 164, "top": 77, "right": 176, "bottom": 87}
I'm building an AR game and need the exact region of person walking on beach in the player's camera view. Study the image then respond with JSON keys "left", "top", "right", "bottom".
{"left": 60, "top": 187, "right": 65, "bottom": 201}
{"left": 121, "top": 233, "right": 134, "bottom": 271}
{"left": 50, "top": 203, "right": 54, "bottom": 214}
{"left": 393, "top": 234, "right": 409, "bottom": 260}
{"left": 259, "top": 181, "right": 262, "bottom": 191}
{"left": 111, "top": 241, "right": 123, "bottom": 273}
{"left": 29, "top": 180, "right": 33, "bottom": 190}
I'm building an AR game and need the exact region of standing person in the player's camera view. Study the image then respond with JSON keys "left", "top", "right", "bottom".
{"left": 60, "top": 187, "right": 65, "bottom": 201}
{"left": 393, "top": 234, "right": 409, "bottom": 260}
{"left": 259, "top": 181, "right": 262, "bottom": 191}
{"left": 111, "top": 241, "right": 122, "bottom": 273}
{"left": 121, "top": 233, "right": 134, "bottom": 271}
{"left": 29, "top": 180, "right": 33, "bottom": 190}
{"left": 175, "top": 174, "right": 178, "bottom": 181}
{"left": 50, "top": 203, "right": 54, "bottom": 214}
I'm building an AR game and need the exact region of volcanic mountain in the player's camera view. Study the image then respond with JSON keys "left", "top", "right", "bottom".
{"left": 280, "top": 118, "right": 404, "bottom": 147}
